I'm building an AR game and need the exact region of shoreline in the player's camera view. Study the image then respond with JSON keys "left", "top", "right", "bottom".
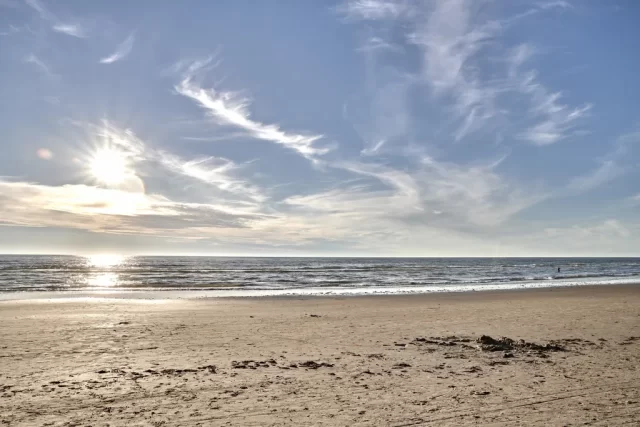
{"left": 1, "top": 277, "right": 638, "bottom": 302}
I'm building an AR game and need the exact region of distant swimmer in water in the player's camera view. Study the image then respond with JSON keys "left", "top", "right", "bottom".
{"left": 557, "top": 267, "right": 561, "bottom": 273}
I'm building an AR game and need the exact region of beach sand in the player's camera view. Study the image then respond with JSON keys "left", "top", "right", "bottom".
{"left": 1, "top": 285, "right": 639, "bottom": 426}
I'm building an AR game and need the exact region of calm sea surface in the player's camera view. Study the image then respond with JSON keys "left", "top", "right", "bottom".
{"left": 1, "top": 256, "right": 639, "bottom": 297}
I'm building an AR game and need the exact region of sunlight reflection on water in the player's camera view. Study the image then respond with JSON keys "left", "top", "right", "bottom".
{"left": 87, "top": 272, "right": 119, "bottom": 288}
{"left": 87, "top": 254, "right": 125, "bottom": 268}
{"left": 85, "top": 255, "right": 126, "bottom": 288}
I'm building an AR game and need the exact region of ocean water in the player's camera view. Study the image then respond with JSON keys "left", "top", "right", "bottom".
{"left": 0, "top": 255, "right": 639, "bottom": 298}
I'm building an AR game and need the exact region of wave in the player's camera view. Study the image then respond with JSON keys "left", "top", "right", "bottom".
{"left": 2, "top": 256, "right": 640, "bottom": 293}
{"left": 3, "top": 272, "right": 640, "bottom": 292}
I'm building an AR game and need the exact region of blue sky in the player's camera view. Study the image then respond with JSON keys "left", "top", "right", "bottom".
{"left": 0, "top": 0, "right": 639, "bottom": 256}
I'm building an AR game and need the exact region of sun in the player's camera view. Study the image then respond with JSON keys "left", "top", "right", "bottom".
{"left": 90, "top": 148, "right": 128, "bottom": 185}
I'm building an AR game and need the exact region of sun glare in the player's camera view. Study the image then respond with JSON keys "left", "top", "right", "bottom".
{"left": 87, "top": 272, "right": 119, "bottom": 288}
{"left": 88, "top": 254, "right": 125, "bottom": 268}
{"left": 90, "top": 148, "right": 128, "bottom": 185}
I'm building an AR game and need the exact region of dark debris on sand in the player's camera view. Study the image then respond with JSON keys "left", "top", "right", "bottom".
{"left": 94, "top": 365, "right": 218, "bottom": 380}
{"left": 298, "top": 361, "right": 334, "bottom": 369}
{"left": 411, "top": 334, "right": 570, "bottom": 358}
{"left": 476, "top": 335, "right": 566, "bottom": 353}
{"left": 392, "top": 362, "right": 412, "bottom": 369}
{"left": 231, "top": 359, "right": 278, "bottom": 369}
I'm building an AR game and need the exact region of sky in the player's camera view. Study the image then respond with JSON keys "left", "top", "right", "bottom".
{"left": 0, "top": 0, "right": 639, "bottom": 257}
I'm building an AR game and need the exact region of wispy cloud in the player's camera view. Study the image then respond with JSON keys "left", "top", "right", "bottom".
{"left": 0, "top": 25, "right": 21, "bottom": 36}
{"left": 100, "top": 34, "right": 134, "bottom": 64}
{"left": 340, "top": 0, "right": 588, "bottom": 145}
{"left": 538, "top": 1, "right": 573, "bottom": 10}
{"left": 24, "top": 0, "right": 48, "bottom": 18}
{"left": 406, "top": 0, "right": 507, "bottom": 141}
{"left": 180, "top": 133, "right": 249, "bottom": 142}
{"left": 175, "top": 58, "right": 327, "bottom": 158}
{"left": 84, "top": 121, "right": 263, "bottom": 205}
{"left": 276, "top": 153, "right": 548, "bottom": 254}
{"left": 566, "top": 128, "right": 639, "bottom": 194}
{"left": 52, "top": 23, "right": 85, "bottom": 38}
{"left": 355, "top": 36, "right": 402, "bottom": 53}
{"left": 358, "top": 157, "right": 543, "bottom": 228}
{"left": 284, "top": 151, "right": 545, "bottom": 237}
{"left": 347, "top": 79, "right": 411, "bottom": 155}
{"left": 411, "top": 1, "right": 493, "bottom": 95}
{"left": 510, "top": 45, "right": 592, "bottom": 145}
{"left": 508, "top": 44, "right": 536, "bottom": 78}
{"left": 326, "top": 0, "right": 575, "bottom": 240}
{"left": 25, "top": 0, "right": 86, "bottom": 37}
{"left": 336, "top": 0, "right": 411, "bottom": 21}
{"left": 617, "top": 130, "right": 640, "bottom": 145}
{"left": 155, "top": 151, "right": 265, "bottom": 204}
{"left": 0, "top": 180, "right": 260, "bottom": 236}
{"left": 24, "top": 53, "right": 54, "bottom": 76}
{"left": 410, "top": 0, "right": 585, "bottom": 143}
{"left": 71, "top": 121, "right": 550, "bottom": 249}
{"left": 0, "top": 180, "right": 172, "bottom": 218}
{"left": 567, "top": 160, "right": 624, "bottom": 193}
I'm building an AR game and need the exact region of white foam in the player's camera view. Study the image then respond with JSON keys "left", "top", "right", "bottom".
{"left": 1, "top": 276, "right": 637, "bottom": 302}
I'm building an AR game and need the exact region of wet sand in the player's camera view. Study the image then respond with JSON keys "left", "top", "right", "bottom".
{"left": 1, "top": 285, "right": 639, "bottom": 426}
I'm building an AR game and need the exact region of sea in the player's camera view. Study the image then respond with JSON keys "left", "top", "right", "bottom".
{"left": 0, "top": 255, "right": 639, "bottom": 299}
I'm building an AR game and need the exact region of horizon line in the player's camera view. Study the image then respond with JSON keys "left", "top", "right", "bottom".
{"left": 1, "top": 253, "right": 639, "bottom": 259}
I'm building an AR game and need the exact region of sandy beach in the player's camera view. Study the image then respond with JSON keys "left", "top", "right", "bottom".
{"left": 1, "top": 285, "right": 639, "bottom": 426}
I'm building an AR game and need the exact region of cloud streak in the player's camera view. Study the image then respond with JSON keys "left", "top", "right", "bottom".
{"left": 175, "top": 58, "right": 327, "bottom": 158}
{"left": 567, "top": 160, "right": 624, "bottom": 193}
{"left": 340, "top": 0, "right": 590, "bottom": 145}
{"left": 337, "top": 0, "right": 412, "bottom": 21}
{"left": 155, "top": 151, "right": 265, "bottom": 204}
{"left": 24, "top": 53, "right": 54, "bottom": 77}
{"left": 566, "top": 128, "right": 640, "bottom": 194}
{"left": 100, "top": 34, "right": 134, "bottom": 64}
{"left": 82, "top": 121, "right": 264, "bottom": 206}
{"left": 282, "top": 149, "right": 545, "bottom": 250}
{"left": 52, "top": 23, "right": 85, "bottom": 38}
{"left": 510, "top": 45, "right": 592, "bottom": 145}
{"left": 24, "top": 0, "right": 48, "bottom": 18}
{"left": 25, "top": 0, "right": 85, "bottom": 37}
{"left": 339, "top": 157, "right": 545, "bottom": 229}
{"left": 406, "top": 0, "right": 506, "bottom": 141}
{"left": 0, "top": 180, "right": 261, "bottom": 236}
